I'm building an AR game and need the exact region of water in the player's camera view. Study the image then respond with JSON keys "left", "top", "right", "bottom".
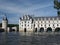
{"left": 0, "top": 32, "right": 60, "bottom": 45}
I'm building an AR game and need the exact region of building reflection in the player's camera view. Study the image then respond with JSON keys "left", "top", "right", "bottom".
{"left": 19, "top": 32, "right": 34, "bottom": 36}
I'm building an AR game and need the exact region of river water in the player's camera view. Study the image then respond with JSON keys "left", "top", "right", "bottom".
{"left": 0, "top": 32, "right": 60, "bottom": 45}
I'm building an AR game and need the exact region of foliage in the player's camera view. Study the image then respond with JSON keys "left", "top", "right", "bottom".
{"left": 54, "top": 0, "right": 60, "bottom": 16}
{"left": 8, "top": 24, "right": 18, "bottom": 27}
{"left": 0, "top": 23, "right": 19, "bottom": 28}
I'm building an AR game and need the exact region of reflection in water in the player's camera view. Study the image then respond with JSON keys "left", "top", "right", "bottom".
{"left": 0, "top": 32, "right": 60, "bottom": 45}
{"left": 19, "top": 32, "right": 33, "bottom": 36}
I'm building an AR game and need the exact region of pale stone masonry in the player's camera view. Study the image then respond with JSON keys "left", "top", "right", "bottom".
{"left": 19, "top": 15, "right": 60, "bottom": 32}
{"left": 2, "top": 15, "right": 8, "bottom": 31}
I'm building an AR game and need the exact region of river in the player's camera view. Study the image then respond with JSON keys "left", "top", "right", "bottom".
{"left": 0, "top": 32, "right": 60, "bottom": 45}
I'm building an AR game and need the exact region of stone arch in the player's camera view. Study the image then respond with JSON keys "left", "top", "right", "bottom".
{"left": 12, "top": 29, "right": 15, "bottom": 31}
{"left": 55, "top": 27, "right": 60, "bottom": 32}
{"left": 24, "top": 28, "right": 27, "bottom": 32}
{"left": 39, "top": 27, "right": 44, "bottom": 32}
{"left": 34, "top": 28, "right": 37, "bottom": 32}
{"left": 46, "top": 27, "right": 52, "bottom": 32}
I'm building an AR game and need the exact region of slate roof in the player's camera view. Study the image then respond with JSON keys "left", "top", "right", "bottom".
{"left": 20, "top": 15, "right": 60, "bottom": 20}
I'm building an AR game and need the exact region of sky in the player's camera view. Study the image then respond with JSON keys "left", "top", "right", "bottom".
{"left": 0, "top": 0, "right": 58, "bottom": 24}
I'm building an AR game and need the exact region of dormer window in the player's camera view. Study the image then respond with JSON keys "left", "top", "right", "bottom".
{"left": 28, "top": 17, "right": 29, "bottom": 19}
{"left": 22, "top": 17, "right": 23, "bottom": 19}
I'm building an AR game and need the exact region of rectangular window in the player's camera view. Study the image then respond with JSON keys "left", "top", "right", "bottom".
{"left": 41, "top": 21, "right": 42, "bottom": 23}
{"left": 28, "top": 25, "right": 29, "bottom": 26}
{"left": 41, "top": 24, "right": 42, "bottom": 26}
{"left": 50, "top": 18, "right": 53, "bottom": 20}
{"left": 22, "top": 22, "right": 23, "bottom": 23}
{"left": 49, "top": 21, "right": 50, "bottom": 23}
{"left": 57, "top": 24, "right": 59, "bottom": 26}
{"left": 25, "top": 24, "right": 26, "bottom": 26}
{"left": 28, "top": 22, "right": 29, "bottom": 23}
{"left": 53, "top": 24, "right": 54, "bottom": 26}
{"left": 54, "top": 17, "right": 57, "bottom": 20}
{"left": 49, "top": 24, "right": 50, "bottom": 26}
{"left": 22, "top": 25, "right": 23, "bottom": 27}
{"left": 46, "top": 18, "right": 48, "bottom": 20}
{"left": 25, "top": 21, "right": 26, "bottom": 23}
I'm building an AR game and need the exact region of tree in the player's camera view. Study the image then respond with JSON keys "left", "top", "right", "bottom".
{"left": 54, "top": 0, "right": 60, "bottom": 16}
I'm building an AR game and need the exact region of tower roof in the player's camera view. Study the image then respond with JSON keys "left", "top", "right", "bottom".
{"left": 3, "top": 15, "right": 8, "bottom": 21}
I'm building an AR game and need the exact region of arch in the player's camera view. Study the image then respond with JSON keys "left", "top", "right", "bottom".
{"left": 55, "top": 27, "right": 60, "bottom": 32}
{"left": 46, "top": 27, "right": 52, "bottom": 32}
{"left": 0, "top": 29, "right": 4, "bottom": 32}
{"left": 24, "top": 28, "right": 27, "bottom": 32}
{"left": 34, "top": 28, "right": 37, "bottom": 32}
{"left": 39, "top": 27, "right": 44, "bottom": 32}
{"left": 12, "top": 29, "right": 15, "bottom": 31}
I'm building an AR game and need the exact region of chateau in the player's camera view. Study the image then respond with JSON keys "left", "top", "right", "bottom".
{"left": 1, "top": 15, "right": 60, "bottom": 32}
{"left": 19, "top": 15, "right": 60, "bottom": 32}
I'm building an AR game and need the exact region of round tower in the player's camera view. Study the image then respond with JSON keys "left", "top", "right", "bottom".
{"left": 2, "top": 15, "right": 8, "bottom": 31}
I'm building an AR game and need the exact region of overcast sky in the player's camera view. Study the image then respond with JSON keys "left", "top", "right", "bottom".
{"left": 0, "top": 0, "right": 58, "bottom": 24}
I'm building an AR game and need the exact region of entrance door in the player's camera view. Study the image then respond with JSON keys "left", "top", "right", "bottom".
{"left": 24, "top": 28, "right": 26, "bottom": 32}
{"left": 35, "top": 28, "right": 37, "bottom": 32}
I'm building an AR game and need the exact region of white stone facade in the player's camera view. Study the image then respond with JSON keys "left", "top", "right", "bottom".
{"left": 19, "top": 15, "right": 60, "bottom": 32}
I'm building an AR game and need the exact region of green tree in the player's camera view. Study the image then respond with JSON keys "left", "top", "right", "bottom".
{"left": 54, "top": 0, "right": 60, "bottom": 16}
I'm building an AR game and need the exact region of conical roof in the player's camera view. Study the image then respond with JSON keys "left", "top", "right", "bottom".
{"left": 3, "top": 15, "right": 8, "bottom": 21}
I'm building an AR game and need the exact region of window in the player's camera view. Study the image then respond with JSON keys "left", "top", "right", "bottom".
{"left": 42, "top": 18, "right": 44, "bottom": 20}
{"left": 41, "top": 24, "right": 42, "bottom": 26}
{"left": 38, "top": 21, "right": 39, "bottom": 23}
{"left": 46, "top": 18, "right": 48, "bottom": 20}
{"left": 25, "top": 24, "right": 26, "bottom": 26}
{"left": 54, "top": 17, "right": 57, "bottom": 20}
{"left": 41, "top": 21, "right": 42, "bottom": 23}
{"left": 34, "top": 24, "right": 35, "bottom": 27}
{"left": 49, "top": 24, "right": 50, "bottom": 26}
{"left": 53, "top": 24, "right": 54, "bottom": 26}
{"left": 49, "top": 21, "right": 50, "bottom": 23}
{"left": 45, "top": 21, "right": 46, "bottom": 23}
{"left": 25, "top": 21, "right": 26, "bottom": 23}
{"left": 57, "top": 24, "right": 59, "bottom": 26}
{"left": 28, "top": 25, "right": 29, "bottom": 26}
{"left": 22, "top": 25, "right": 23, "bottom": 27}
{"left": 45, "top": 25, "right": 46, "bottom": 27}
{"left": 38, "top": 25, "right": 39, "bottom": 27}
{"left": 28, "top": 21, "right": 29, "bottom": 23}
{"left": 39, "top": 18, "right": 41, "bottom": 20}
{"left": 22, "top": 22, "right": 23, "bottom": 23}
{"left": 50, "top": 18, "right": 53, "bottom": 20}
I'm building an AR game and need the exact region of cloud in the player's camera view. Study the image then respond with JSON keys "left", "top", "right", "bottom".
{"left": 0, "top": 0, "right": 53, "bottom": 15}
{"left": 0, "top": 0, "right": 57, "bottom": 24}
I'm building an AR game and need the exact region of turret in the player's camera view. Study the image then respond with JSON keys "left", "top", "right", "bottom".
{"left": 2, "top": 15, "right": 8, "bottom": 31}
